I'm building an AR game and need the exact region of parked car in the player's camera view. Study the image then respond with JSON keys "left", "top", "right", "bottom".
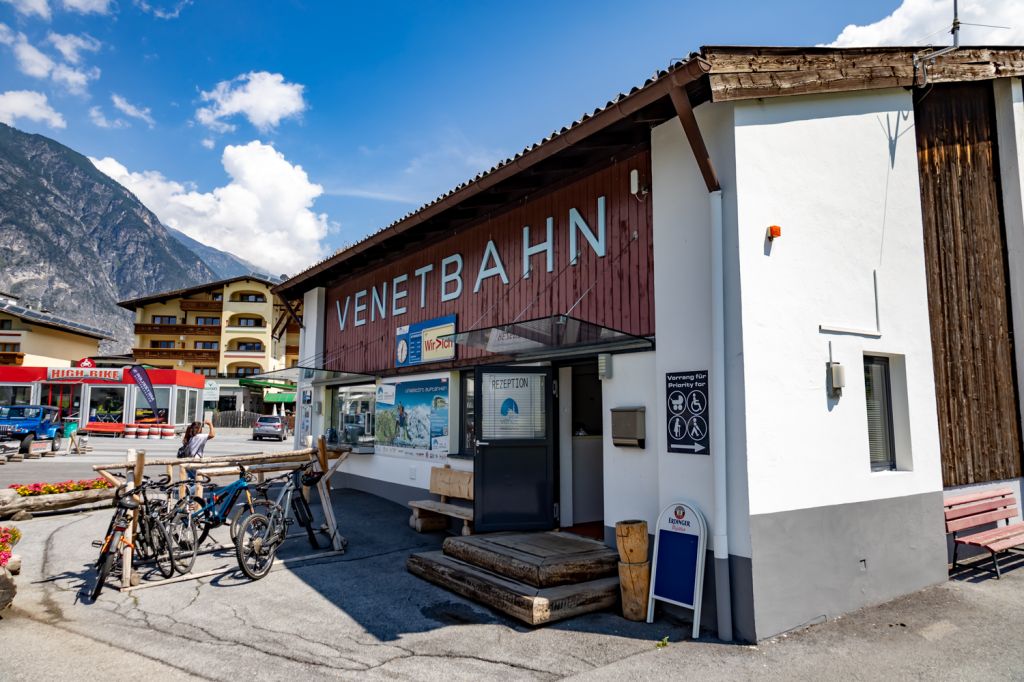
{"left": 0, "top": 405, "right": 64, "bottom": 453}
{"left": 252, "top": 415, "right": 287, "bottom": 441}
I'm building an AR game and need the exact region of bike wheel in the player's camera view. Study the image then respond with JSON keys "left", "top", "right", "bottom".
{"left": 152, "top": 522, "right": 175, "bottom": 579}
{"left": 293, "top": 493, "right": 320, "bottom": 550}
{"left": 234, "top": 513, "right": 276, "bottom": 580}
{"left": 91, "top": 531, "right": 120, "bottom": 599}
{"left": 179, "top": 496, "right": 211, "bottom": 548}
{"left": 230, "top": 498, "right": 281, "bottom": 544}
{"left": 166, "top": 511, "right": 198, "bottom": 575}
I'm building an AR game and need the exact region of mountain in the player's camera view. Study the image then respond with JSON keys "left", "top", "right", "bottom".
{"left": 0, "top": 123, "right": 219, "bottom": 352}
{"left": 167, "top": 226, "right": 267, "bottom": 280}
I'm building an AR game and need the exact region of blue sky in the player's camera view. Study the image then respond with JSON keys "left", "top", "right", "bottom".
{"left": 0, "top": 0, "right": 1015, "bottom": 275}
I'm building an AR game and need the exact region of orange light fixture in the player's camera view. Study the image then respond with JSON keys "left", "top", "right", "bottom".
{"left": 767, "top": 225, "right": 782, "bottom": 241}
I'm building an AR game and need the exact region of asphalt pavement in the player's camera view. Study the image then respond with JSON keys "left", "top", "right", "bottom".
{"left": 0, "top": 431, "right": 295, "bottom": 488}
{"left": 2, "top": 458, "right": 1024, "bottom": 680}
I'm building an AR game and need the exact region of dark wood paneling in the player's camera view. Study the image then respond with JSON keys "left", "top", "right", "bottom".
{"left": 915, "top": 81, "right": 1022, "bottom": 486}
{"left": 324, "top": 152, "right": 654, "bottom": 374}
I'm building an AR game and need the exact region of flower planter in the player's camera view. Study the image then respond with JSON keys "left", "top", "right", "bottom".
{"left": 0, "top": 488, "right": 115, "bottom": 519}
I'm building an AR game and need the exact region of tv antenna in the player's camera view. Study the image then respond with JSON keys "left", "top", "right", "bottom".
{"left": 913, "top": 0, "right": 1011, "bottom": 86}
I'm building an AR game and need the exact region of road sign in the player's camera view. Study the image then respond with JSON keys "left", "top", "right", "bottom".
{"left": 647, "top": 501, "right": 708, "bottom": 639}
{"left": 666, "top": 370, "right": 709, "bottom": 455}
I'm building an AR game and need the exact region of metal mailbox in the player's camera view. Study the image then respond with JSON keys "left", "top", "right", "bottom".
{"left": 610, "top": 406, "right": 646, "bottom": 448}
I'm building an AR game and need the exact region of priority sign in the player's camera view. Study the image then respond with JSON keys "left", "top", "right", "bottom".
{"left": 666, "top": 370, "right": 709, "bottom": 455}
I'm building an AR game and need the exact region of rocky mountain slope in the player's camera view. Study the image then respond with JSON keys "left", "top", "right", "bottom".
{"left": 0, "top": 123, "right": 239, "bottom": 352}
{"left": 167, "top": 226, "right": 267, "bottom": 280}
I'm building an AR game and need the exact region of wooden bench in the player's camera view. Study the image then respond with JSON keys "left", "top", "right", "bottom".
{"left": 944, "top": 487, "right": 1024, "bottom": 578}
{"left": 409, "top": 465, "right": 474, "bottom": 536}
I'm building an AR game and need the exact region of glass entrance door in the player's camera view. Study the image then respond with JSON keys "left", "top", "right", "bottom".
{"left": 473, "top": 365, "right": 555, "bottom": 532}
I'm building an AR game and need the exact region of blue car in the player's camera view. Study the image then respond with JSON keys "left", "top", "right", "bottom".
{"left": 0, "top": 405, "right": 64, "bottom": 453}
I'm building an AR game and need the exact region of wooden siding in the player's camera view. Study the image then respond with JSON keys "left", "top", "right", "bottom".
{"left": 915, "top": 81, "right": 1023, "bottom": 486}
{"left": 323, "top": 152, "right": 654, "bottom": 375}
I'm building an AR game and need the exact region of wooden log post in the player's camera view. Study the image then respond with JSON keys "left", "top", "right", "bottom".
{"left": 121, "top": 449, "right": 144, "bottom": 591}
{"left": 618, "top": 560, "right": 652, "bottom": 621}
{"left": 615, "top": 520, "right": 649, "bottom": 563}
{"left": 615, "top": 519, "right": 651, "bottom": 621}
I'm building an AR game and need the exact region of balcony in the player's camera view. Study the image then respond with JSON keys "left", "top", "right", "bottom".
{"left": 133, "top": 348, "right": 220, "bottom": 362}
{"left": 0, "top": 351, "right": 24, "bottom": 366}
{"left": 134, "top": 323, "right": 221, "bottom": 336}
{"left": 285, "top": 345, "right": 299, "bottom": 355}
{"left": 180, "top": 300, "right": 223, "bottom": 312}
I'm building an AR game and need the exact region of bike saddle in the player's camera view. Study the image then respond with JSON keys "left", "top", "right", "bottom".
{"left": 117, "top": 496, "right": 140, "bottom": 510}
{"left": 301, "top": 470, "right": 324, "bottom": 486}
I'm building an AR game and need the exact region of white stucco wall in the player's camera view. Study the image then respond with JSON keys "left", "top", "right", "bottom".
{"left": 732, "top": 89, "right": 943, "bottom": 516}
{"left": 644, "top": 100, "right": 752, "bottom": 558}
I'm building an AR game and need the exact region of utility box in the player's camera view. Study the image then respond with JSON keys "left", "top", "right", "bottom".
{"left": 611, "top": 406, "right": 646, "bottom": 448}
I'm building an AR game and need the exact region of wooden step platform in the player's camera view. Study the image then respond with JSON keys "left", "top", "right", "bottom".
{"left": 408, "top": 551, "right": 619, "bottom": 626}
{"left": 442, "top": 532, "right": 618, "bottom": 587}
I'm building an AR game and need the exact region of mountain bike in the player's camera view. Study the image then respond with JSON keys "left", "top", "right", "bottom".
{"left": 234, "top": 461, "right": 325, "bottom": 580}
{"left": 90, "top": 487, "right": 139, "bottom": 599}
{"left": 168, "top": 467, "right": 259, "bottom": 573}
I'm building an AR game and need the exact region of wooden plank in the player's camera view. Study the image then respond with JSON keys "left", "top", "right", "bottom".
{"left": 945, "top": 496, "right": 1018, "bottom": 522}
{"left": 407, "top": 551, "right": 619, "bottom": 626}
{"left": 429, "top": 465, "right": 474, "bottom": 500}
{"left": 944, "top": 488, "right": 1015, "bottom": 508}
{"left": 915, "top": 82, "right": 1024, "bottom": 487}
{"left": 958, "top": 523, "right": 1024, "bottom": 547}
{"left": 947, "top": 507, "right": 1019, "bottom": 533}
{"left": 442, "top": 533, "right": 618, "bottom": 588}
{"left": 985, "top": 531, "right": 1024, "bottom": 553}
{"left": 408, "top": 500, "right": 474, "bottom": 521}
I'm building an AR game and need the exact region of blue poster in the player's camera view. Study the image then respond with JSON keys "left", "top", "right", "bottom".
{"left": 374, "top": 377, "right": 449, "bottom": 459}
{"left": 396, "top": 315, "right": 456, "bottom": 367}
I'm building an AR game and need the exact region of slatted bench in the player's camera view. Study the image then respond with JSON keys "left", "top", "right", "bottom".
{"left": 409, "top": 465, "right": 474, "bottom": 536}
{"left": 944, "top": 487, "right": 1024, "bottom": 578}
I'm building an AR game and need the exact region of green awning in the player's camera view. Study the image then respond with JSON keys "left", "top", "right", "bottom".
{"left": 263, "top": 392, "right": 296, "bottom": 403}
{"left": 239, "top": 378, "right": 296, "bottom": 390}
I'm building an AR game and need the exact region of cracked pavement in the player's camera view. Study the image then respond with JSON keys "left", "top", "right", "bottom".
{"left": 4, "top": 487, "right": 1024, "bottom": 680}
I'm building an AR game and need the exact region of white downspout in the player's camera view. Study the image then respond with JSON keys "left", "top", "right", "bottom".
{"left": 709, "top": 189, "right": 733, "bottom": 642}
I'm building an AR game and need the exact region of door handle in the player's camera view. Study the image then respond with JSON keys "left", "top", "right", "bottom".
{"left": 476, "top": 442, "right": 489, "bottom": 447}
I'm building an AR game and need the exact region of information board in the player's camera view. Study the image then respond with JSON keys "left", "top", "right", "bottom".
{"left": 395, "top": 315, "right": 456, "bottom": 367}
{"left": 647, "top": 501, "right": 708, "bottom": 639}
{"left": 666, "top": 370, "right": 710, "bottom": 455}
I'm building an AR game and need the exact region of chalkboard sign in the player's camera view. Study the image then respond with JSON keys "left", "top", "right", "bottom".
{"left": 647, "top": 501, "right": 707, "bottom": 639}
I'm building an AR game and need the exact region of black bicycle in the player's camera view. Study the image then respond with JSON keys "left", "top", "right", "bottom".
{"left": 90, "top": 486, "right": 139, "bottom": 599}
{"left": 234, "top": 462, "right": 325, "bottom": 580}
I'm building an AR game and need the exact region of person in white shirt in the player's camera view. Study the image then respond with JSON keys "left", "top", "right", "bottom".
{"left": 183, "top": 419, "right": 216, "bottom": 458}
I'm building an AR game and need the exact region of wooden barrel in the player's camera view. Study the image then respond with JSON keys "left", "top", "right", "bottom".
{"left": 124, "top": 424, "right": 138, "bottom": 439}
{"left": 618, "top": 560, "right": 651, "bottom": 621}
{"left": 615, "top": 519, "right": 648, "bottom": 563}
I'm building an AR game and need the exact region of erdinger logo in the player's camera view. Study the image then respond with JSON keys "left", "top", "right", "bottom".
{"left": 668, "top": 505, "right": 692, "bottom": 530}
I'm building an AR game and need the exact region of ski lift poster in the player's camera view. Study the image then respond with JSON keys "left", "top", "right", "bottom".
{"left": 666, "top": 370, "right": 710, "bottom": 455}
{"left": 374, "top": 376, "right": 449, "bottom": 461}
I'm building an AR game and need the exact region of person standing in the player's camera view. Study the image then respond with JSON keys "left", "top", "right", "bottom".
{"left": 182, "top": 419, "right": 216, "bottom": 459}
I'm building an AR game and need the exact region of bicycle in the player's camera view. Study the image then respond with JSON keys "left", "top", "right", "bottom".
{"left": 90, "top": 486, "right": 139, "bottom": 599}
{"left": 168, "top": 467, "right": 260, "bottom": 573}
{"left": 234, "top": 461, "right": 325, "bottom": 580}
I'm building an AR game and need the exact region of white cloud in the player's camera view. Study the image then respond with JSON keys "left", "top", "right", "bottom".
{"left": 91, "top": 141, "right": 332, "bottom": 274}
{"left": 61, "top": 0, "right": 112, "bottom": 13}
{"left": 47, "top": 32, "right": 101, "bottom": 64}
{"left": 12, "top": 34, "right": 54, "bottom": 78}
{"left": 0, "top": 90, "right": 65, "bottom": 128}
{"left": 134, "top": 0, "right": 190, "bottom": 19}
{"left": 89, "top": 105, "right": 126, "bottom": 128}
{"left": 112, "top": 93, "right": 155, "bottom": 127}
{"left": 200, "top": 137, "right": 214, "bottom": 149}
{"left": 829, "top": 0, "right": 1024, "bottom": 46}
{"left": 0, "top": 23, "right": 13, "bottom": 45}
{"left": 1, "top": 0, "right": 51, "bottom": 20}
{"left": 196, "top": 71, "right": 306, "bottom": 133}
{"left": 7, "top": 32, "right": 99, "bottom": 94}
